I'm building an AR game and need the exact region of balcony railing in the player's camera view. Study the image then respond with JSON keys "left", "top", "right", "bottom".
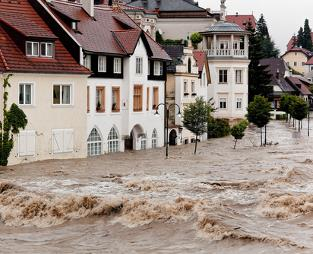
{"left": 207, "top": 49, "right": 247, "bottom": 58}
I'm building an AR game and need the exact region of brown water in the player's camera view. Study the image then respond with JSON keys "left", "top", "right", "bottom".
{"left": 1, "top": 121, "right": 313, "bottom": 253}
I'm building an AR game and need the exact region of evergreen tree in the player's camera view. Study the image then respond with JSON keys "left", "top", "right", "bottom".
{"left": 246, "top": 21, "right": 272, "bottom": 102}
{"left": 303, "top": 19, "right": 313, "bottom": 50}
{"left": 256, "top": 14, "right": 280, "bottom": 58}
{"left": 297, "top": 27, "right": 304, "bottom": 47}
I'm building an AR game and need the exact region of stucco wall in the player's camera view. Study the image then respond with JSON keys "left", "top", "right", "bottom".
{"left": 3, "top": 73, "right": 88, "bottom": 165}
{"left": 282, "top": 52, "right": 308, "bottom": 75}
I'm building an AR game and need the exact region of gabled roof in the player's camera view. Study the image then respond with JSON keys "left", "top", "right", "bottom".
{"left": 48, "top": 1, "right": 170, "bottom": 60}
{"left": 226, "top": 14, "right": 256, "bottom": 30}
{"left": 286, "top": 76, "right": 312, "bottom": 95}
{"left": 282, "top": 47, "right": 313, "bottom": 58}
{"left": 287, "top": 33, "right": 313, "bottom": 51}
{"left": 259, "top": 58, "right": 294, "bottom": 93}
{"left": 0, "top": 0, "right": 89, "bottom": 74}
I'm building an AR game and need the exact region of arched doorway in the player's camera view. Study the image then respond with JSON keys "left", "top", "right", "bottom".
{"left": 125, "top": 124, "right": 144, "bottom": 150}
{"left": 169, "top": 129, "right": 177, "bottom": 146}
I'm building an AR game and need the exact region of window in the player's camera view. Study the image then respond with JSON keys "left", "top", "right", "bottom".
{"left": 108, "top": 127, "right": 119, "bottom": 153}
{"left": 87, "top": 128, "right": 102, "bottom": 156}
{"left": 19, "top": 83, "right": 33, "bottom": 105}
{"left": 71, "top": 21, "right": 77, "bottom": 30}
{"left": 154, "top": 61, "right": 163, "bottom": 76}
{"left": 153, "top": 87, "right": 159, "bottom": 109}
{"left": 52, "top": 129, "right": 74, "bottom": 154}
{"left": 114, "top": 58, "right": 122, "bottom": 74}
{"left": 236, "top": 98, "right": 242, "bottom": 109}
{"left": 219, "top": 98, "right": 227, "bottom": 109}
{"left": 136, "top": 57, "right": 143, "bottom": 74}
{"left": 233, "top": 41, "right": 240, "bottom": 49}
{"left": 141, "top": 134, "right": 147, "bottom": 150}
{"left": 152, "top": 129, "right": 157, "bottom": 148}
{"left": 294, "top": 62, "right": 297, "bottom": 66}
{"left": 235, "top": 70, "right": 243, "bottom": 84}
{"left": 98, "top": 56, "right": 107, "bottom": 72}
{"left": 26, "top": 42, "right": 39, "bottom": 57}
{"left": 188, "top": 58, "right": 192, "bottom": 73}
{"left": 112, "top": 87, "right": 120, "bottom": 112}
{"left": 191, "top": 81, "right": 196, "bottom": 95}
{"left": 40, "top": 42, "right": 53, "bottom": 57}
{"left": 219, "top": 70, "right": 228, "bottom": 83}
{"left": 84, "top": 55, "right": 91, "bottom": 69}
{"left": 96, "top": 86, "right": 105, "bottom": 112}
{"left": 18, "top": 130, "right": 36, "bottom": 157}
{"left": 146, "top": 87, "right": 150, "bottom": 111}
{"left": 219, "top": 41, "right": 229, "bottom": 49}
{"left": 53, "top": 85, "right": 71, "bottom": 105}
{"left": 184, "top": 80, "right": 188, "bottom": 95}
{"left": 87, "top": 86, "right": 90, "bottom": 113}
{"left": 133, "top": 85, "right": 143, "bottom": 112}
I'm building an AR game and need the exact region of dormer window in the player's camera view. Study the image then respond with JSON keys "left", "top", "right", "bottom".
{"left": 26, "top": 42, "right": 39, "bottom": 57}
{"left": 71, "top": 21, "right": 77, "bottom": 30}
{"left": 83, "top": 54, "right": 91, "bottom": 70}
{"left": 153, "top": 61, "right": 163, "bottom": 76}
{"left": 98, "top": 56, "right": 107, "bottom": 72}
{"left": 26, "top": 41, "right": 53, "bottom": 58}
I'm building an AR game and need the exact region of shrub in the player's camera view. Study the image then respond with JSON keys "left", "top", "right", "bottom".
{"left": 231, "top": 120, "right": 249, "bottom": 149}
{"left": 190, "top": 32, "right": 203, "bottom": 49}
{"left": 207, "top": 118, "right": 230, "bottom": 139}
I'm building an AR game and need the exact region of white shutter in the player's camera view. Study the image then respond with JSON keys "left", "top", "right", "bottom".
{"left": 52, "top": 129, "right": 64, "bottom": 154}
{"left": 63, "top": 129, "right": 74, "bottom": 152}
{"left": 18, "top": 130, "right": 36, "bottom": 157}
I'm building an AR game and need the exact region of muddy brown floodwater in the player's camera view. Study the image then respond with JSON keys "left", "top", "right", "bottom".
{"left": 2, "top": 121, "right": 313, "bottom": 253}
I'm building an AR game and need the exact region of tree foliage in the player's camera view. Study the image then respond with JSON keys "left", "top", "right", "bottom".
{"left": 247, "top": 21, "right": 272, "bottom": 102}
{"left": 183, "top": 97, "right": 212, "bottom": 154}
{"left": 0, "top": 75, "right": 28, "bottom": 166}
{"left": 207, "top": 118, "right": 230, "bottom": 138}
{"left": 290, "top": 97, "right": 309, "bottom": 121}
{"left": 190, "top": 32, "right": 203, "bottom": 49}
{"left": 296, "top": 19, "right": 313, "bottom": 50}
{"left": 231, "top": 120, "right": 249, "bottom": 149}
{"left": 247, "top": 95, "right": 271, "bottom": 128}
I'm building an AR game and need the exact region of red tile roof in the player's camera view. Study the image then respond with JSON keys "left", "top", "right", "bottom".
{"left": 287, "top": 33, "right": 313, "bottom": 51}
{"left": 0, "top": 0, "right": 89, "bottom": 74}
{"left": 48, "top": 1, "right": 170, "bottom": 60}
{"left": 193, "top": 50, "right": 206, "bottom": 72}
{"left": 226, "top": 15, "right": 256, "bottom": 30}
{"left": 282, "top": 47, "right": 313, "bottom": 58}
{"left": 286, "top": 76, "right": 312, "bottom": 95}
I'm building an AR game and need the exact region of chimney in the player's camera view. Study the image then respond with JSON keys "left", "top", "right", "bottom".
{"left": 220, "top": 0, "right": 226, "bottom": 21}
{"left": 82, "top": 0, "right": 94, "bottom": 17}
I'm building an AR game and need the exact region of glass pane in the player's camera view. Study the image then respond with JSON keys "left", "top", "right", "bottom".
{"left": 25, "top": 84, "right": 32, "bottom": 104}
{"left": 62, "top": 85, "right": 71, "bottom": 104}
{"left": 26, "top": 43, "right": 32, "bottom": 56}
{"left": 41, "top": 43, "right": 46, "bottom": 56}
{"left": 19, "top": 84, "right": 24, "bottom": 104}
{"left": 53, "top": 85, "right": 60, "bottom": 104}
{"left": 33, "top": 43, "right": 39, "bottom": 55}
{"left": 47, "top": 44, "right": 53, "bottom": 57}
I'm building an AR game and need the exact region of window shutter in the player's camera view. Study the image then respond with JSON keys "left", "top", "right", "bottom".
{"left": 52, "top": 129, "right": 64, "bottom": 154}
{"left": 64, "top": 129, "right": 74, "bottom": 152}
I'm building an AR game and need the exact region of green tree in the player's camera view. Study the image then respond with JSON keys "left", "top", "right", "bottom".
{"left": 256, "top": 14, "right": 280, "bottom": 58}
{"left": 246, "top": 95, "right": 271, "bottom": 146}
{"left": 303, "top": 19, "right": 313, "bottom": 51}
{"left": 190, "top": 32, "right": 203, "bottom": 49}
{"left": 297, "top": 27, "right": 304, "bottom": 47}
{"left": 290, "top": 96, "right": 309, "bottom": 131}
{"left": 280, "top": 94, "right": 294, "bottom": 122}
{"left": 0, "top": 74, "right": 28, "bottom": 166}
{"left": 231, "top": 120, "right": 249, "bottom": 149}
{"left": 183, "top": 97, "right": 212, "bottom": 154}
{"left": 156, "top": 31, "right": 164, "bottom": 44}
{"left": 246, "top": 21, "right": 272, "bottom": 102}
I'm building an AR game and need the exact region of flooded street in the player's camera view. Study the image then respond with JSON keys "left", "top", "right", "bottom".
{"left": 2, "top": 120, "right": 313, "bottom": 253}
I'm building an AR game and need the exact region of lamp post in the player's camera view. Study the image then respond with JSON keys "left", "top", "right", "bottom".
{"left": 155, "top": 103, "right": 181, "bottom": 158}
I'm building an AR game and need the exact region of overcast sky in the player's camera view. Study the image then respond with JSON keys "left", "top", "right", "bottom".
{"left": 197, "top": 0, "right": 313, "bottom": 54}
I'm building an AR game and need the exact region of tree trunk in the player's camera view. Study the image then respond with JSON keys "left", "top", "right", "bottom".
{"left": 194, "top": 135, "right": 198, "bottom": 154}
{"left": 260, "top": 127, "right": 262, "bottom": 147}
{"left": 264, "top": 125, "right": 267, "bottom": 146}
{"left": 298, "top": 121, "right": 301, "bottom": 132}
{"left": 233, "top": 139, "right": 237, "bottom": 149}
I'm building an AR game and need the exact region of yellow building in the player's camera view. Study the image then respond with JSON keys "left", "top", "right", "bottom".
{"left": 282, "top": 48, "right": 313, "bottom": 75}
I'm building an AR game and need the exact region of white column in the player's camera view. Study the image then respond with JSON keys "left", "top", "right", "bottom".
{"left": 244, "top": 35, "right": 249, "bottom": 58}
{"left": 230, "top": 34, "right": 234, "bottom": 56}
{"left": 213, "top": 34, "right": 217, "bottom": 56}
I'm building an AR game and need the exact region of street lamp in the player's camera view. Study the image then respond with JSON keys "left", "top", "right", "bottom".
{"left": 155, "top": 103, "right": 181, "bottom": 158}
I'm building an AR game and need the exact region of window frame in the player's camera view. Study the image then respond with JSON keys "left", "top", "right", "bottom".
{"left": 219, "top": 69, "right": 228, "bottom": 84}
{"left": 136, "top": 57, "right": 143, "bottom": 75}
{"left": 235, "top": 69, "right": 243, "bottom": 84}
{"left": 19, "top": 83, "right": 34, "bottom": 106}
{"left": 153, "top": 86, "right": 159, "bottom": 110}
{"left": 108, "top": 127, "right": 119, "bottom": 153}
{"left": 84, "top": 54, "right": 91, "bottom": 70}
{"left": 40, "top": 42, "right": 53, "bottom": 58}
{"left": 96, "top": 86, "right": 105, "bottom": 113}
{"left": 113, "top": 57, "right": 122, "bottom": 74}
{"left": 87, "top": 128, "right": 102, "bottom": 156}
{"left": 133, "top": 84, "right": 143, "bottom": 112}
{"left": 111, "top": 86, "right": 120, "bottom": 112}
{"left": 236, "top": 97, "right": 242, "bottom": 109}
{"left": 26, "top": 41, "right": 39, "bottom": 57}
{"left": 219, "top": 97, "right": 227, "bottom": 109}
{"left": 98, "top": 56, "right": 107, "bottom": 73}
{"left": 53, "top": 84, "right": 72, "bottom": 105}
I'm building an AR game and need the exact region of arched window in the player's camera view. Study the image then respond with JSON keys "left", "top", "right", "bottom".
{"left": 188, "top": 58, "right": 192, "bottom": 73}
{"left": 108, "top": 127, "right": 119, "bottom": 153}
{"left": 141, "top": 133, "right": 147, "bottom": 150}
{"left": 152, "top": 129, "right": 158, "bottom": 148}
{"left": 87, "top": 128, "right": 102, "bottom": 156}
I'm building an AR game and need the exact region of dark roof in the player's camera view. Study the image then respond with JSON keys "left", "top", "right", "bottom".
{"left": 0, "top": 0, "right": 89, "bottom": 74}
{"left": 286, "top": 76, "right": 312, "bottom": 95}
{"left": 124, "top": 0, "right": 205, "bottom": 12}
{"left": 49, "top": 1, "right": 170, "bottom": 60}
{"left": 201, "top": 21, "right": 247, "bottom": 34}
{"left": 162, "top": 45, "right": 184, "bottom": 72}
{"left": 226, "top": 15, "right": 256, "bottom": 30}
{"left": 259, "top": 58, "right": 295, "bottom": 93}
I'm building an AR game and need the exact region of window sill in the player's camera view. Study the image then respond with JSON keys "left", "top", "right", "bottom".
{"left": 218, "top": 83, "right": 228, "bottom": 85}
{"left": 52, "top": 104, "right": 74, "bottom": 108}
{"left": 18, "top": 104, "right": 35, "bottom": 108}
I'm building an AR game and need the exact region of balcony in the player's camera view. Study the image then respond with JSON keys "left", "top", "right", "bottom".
{"left": 207, "top": 49, "right": 247, "bottom": 58}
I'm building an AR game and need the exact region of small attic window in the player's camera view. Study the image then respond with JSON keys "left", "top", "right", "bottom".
{"left": 72, "top": 21, "right": 77, "bottom": 30}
